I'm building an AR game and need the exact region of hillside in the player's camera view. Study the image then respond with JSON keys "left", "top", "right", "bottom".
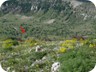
{"left": 0, "top": 0, "right": 96, "bottom": 72}
{"left": 0, "top": 0, "right": 96, "bottom": 40}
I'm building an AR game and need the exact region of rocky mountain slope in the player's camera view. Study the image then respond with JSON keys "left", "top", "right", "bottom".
{"left": 0, "top": 0, "right": 96, "bottom": 40}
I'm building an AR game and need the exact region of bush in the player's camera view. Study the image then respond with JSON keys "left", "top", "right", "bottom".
{"left": 59, "top": 46, "right": 96, "bottom": 72}
{"left": 60, "top": 38, "right": 89, "bottom": 50}
{"left": 2, "top": 39, "right": 18, "bottom": 49}
{"left": 24, "top": 38, "right": 38, "bottom": 47}
{"left": 58, "top": 47, "right": 67, "bottom": 53}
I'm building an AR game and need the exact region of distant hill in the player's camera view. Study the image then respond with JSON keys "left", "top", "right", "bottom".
{"left": 0, "top": 0, "right": 96, "bottom": 40}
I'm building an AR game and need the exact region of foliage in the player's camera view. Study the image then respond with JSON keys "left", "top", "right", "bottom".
{"left": 0, "top": 0, "right": 74, "bottom": 40}
{"left": 60, "top": 37, "right": 91, "bottom": 50}
{"left": 2, "top": 39, "right": 18, "bottom": 49}
{"left": 59, "top": 46, "right": 96, "bottom": 72}
{"left": 58, "top": 47, "right": 67, "bottom": 53}
{"left": 0, "top": 37, "right": 96, "bottom": 72}
{"left": 0, "top": 0, "right": 96, "bottom": 71}
{"left": 0, "top": 0, "right": 96, "bottom": 39}
{"left": 24, "top": 38, "right": 38, "bottom": 47}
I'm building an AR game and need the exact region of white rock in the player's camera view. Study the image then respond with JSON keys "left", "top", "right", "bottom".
{"left": 12, "top": 70, "right": 15, "bottom": 72}
{"left": 35, "top": 45, "right": 42, "bottom": 52}
{"left": 0, "top": 0, "right": 7, "bottom": 7}
{"left": 6, "top": 67, "right": 10, "bottom": 71}
{"left": 89, "top": 65, "right": 96, "bottom": 72}
{"left": 0, "top": 64, "right": 7, "bottom": 72}
{"left": 51, "top": 62, "right": 60, "bottom": 72}
{"left": 88, "top": 0, "right": 96, "bottom": 7}
{"left": 42, "top": 56, "right": 47, "bottom": 60}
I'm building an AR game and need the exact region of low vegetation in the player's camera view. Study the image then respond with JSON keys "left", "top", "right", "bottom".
{"left": 0, "top": 37, "right": 96, "bottom": 72}
{"left": 0, "top": 0, "right": 96, "bottom": 72}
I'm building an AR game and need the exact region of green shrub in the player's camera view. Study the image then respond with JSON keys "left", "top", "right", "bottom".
{"left": 2, "top": 39, "right": 18, "bottom": 49}
{"left": 59, "top": 46, "right": 96, "bottom": 72}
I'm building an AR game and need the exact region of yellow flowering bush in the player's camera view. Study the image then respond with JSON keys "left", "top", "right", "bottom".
{"left": 79, "top": 39, "right": 89, "bottom": 45}
{"left": 60, "top": 38, "right": 89, "bottom": 50}
{"left": 89, "top": 44, "right": 94, "bottom": 48}
{"left": 89, "top": 43, "right": 96, "bottom": 48}
{"left": 89, "top": 39, "right": 96, "bottom": 48}
{"left": 2, "top": 39, "right": 18, "bottom": 49}
{"left": 24, "top": 38, "right": 38, "bottom": 47}
{"left": 60, "top": 39, "right": 77, "bottom": 49}
{"left": 59, "top": 47, "right": 67, "bottom": 53}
